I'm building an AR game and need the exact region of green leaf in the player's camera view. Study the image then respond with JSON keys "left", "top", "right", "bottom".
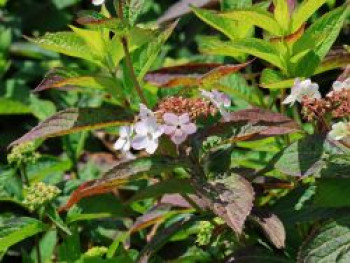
{"left": 61, "top": 156, "right": 186, "bottom": 210}
{"left": 297, "top": 217, "right": 350, "bottom": 263}
{"left": 290, "top": 50, "right": 321, "bottom": 77}
{"left": 273, "top": 135, "right": 326, "bottom": 177}
{"left": 315, "top": 50, "right": 350, "bottom": 75}
{"left": 221, "top": 0, "right": 252, "bottom": 11}
{"left": 30, "top": 230, "right": 57, "bottom": 263}
{"left": 0, "top": 217, "right": 47, "bottom": 252}
{"left": 198, "top": 36, "right": 285, "bottom": 70}
{"left": 291, "top": 0, "right": 328, "bottom": 33}
{"left": 319, "top": 154, "right": 350, "bottom": 178}
{"left": 46, "top": 205, "right": 72, "bottom": 235}
{"left": 29, "top": 95, "right": 57, "bottom": 121}
{"left": 58, "top": 229, "right": 81, "bottom": 262}
{"left": 134, "top": 21, "right": 177, "bottom": 81}
{"left": 11, "top": 107, "right": 133, "bottom": 146}
{"left": 125, "top": 0, "right": 145, "bottom": 26}
{"left": 273, "top": 0, "right": 290, "bottom": 33}
{"left": 128, "top": 178, "right": 194, "bottom": 203}
{"left": 27, "top": 32, "right": 96, "bottom": 63}
{"left": 314, "top": 178, "right": 350, "bottom": 207}
{"left": 192, "top": 7, "right": 240, "bottom": 40}
{"left": 0, "top": 98, "right": 31, "bottom": 115}
{"left": 293, "top": 6, "right": 348, "bottom": 61}
{"left": 220, "top": 8, "right": 282, "bottom": 36}
{"left": 67, "top": 194, "right": 131, "bottom": 223}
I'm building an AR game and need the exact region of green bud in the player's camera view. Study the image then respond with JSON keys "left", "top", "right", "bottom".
{"left": 7, "top": 142, "right": 40, "bottom": 166}
{"left": 84, "top": 246, "right": 108, "bottom": 257}
{"left": 23, "top": 182, "right": 61, "bottom": 211}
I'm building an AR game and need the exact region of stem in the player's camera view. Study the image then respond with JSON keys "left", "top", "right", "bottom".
{"left": 181, "top": 193, "right": 203, "bottom": 213}
{"left": 117, "top": 0, "right": 148, "bottom": 106}
{"left": 19, "top": 165, "right": 29, "bottom": 186}
{"left": 35, "top": 236, "right": 42, "bottom": 263}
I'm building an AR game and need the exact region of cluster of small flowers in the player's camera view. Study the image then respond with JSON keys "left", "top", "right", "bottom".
{"left": 7, "top": 142, "right": 40, "bottom": 166}
{"left": 195, "top": 217, "right": 225, "bottom": 246}
{"left": 23, "top": 182, "right": 61, "bottom": 211}
{"left": 155, "top": 96, "right": 217, "bottom": 121}
{"left": 84, "top": 246, "right": 108, "bottom": 257}
{"left": 283, "top": 78, "right": 350, "bottom": 143}
{"left": 114, "top": 90, "right": 231, "bottom": 157}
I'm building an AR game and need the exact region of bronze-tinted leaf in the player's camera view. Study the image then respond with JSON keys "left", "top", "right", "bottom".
{"left": 144, "top": 61, "right": 251, "bottom": 88}
{"left": 249, "top": 210, "right": 286, "bottom": 249}
{"left": 157, "top": 0, "right": 219, "bottom": 24}
{"left": 34, "top": 68, "right": 117, "bottom": 93}
{"left": 192, "top": 174, "right": 255, "bottom": 234}
{"left": 60, "top": 156, "right": 185, "bottom": 211}
{"left": 11, "top": 107, "right": 133, "bottom": 146}
{"left": 205, "top": 108, "right": 299, "bottom": 146}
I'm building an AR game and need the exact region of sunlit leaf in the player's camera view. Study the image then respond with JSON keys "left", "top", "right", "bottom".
{"left": 60, "top": 156, "right": 186, "bottom": 211}
{"left": 11, "top": 107, "right": 133, "bottom": 146}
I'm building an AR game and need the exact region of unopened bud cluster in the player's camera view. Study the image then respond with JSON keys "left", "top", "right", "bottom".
{"left": 196, "top": 217, "right": 224, "bottom": 246}
{"left": 155, "top": 96, "right": 217, "bottom": 121}
{"left": 301, "top": 89, "right": 350, "bottom": 121}
{"left": 84, "top": 246, "right": 108, "bottom": 257}
{"left": 7, "top": 142, "right": 40, "bottom": 166}
{"left": 23, "top": 182, "right": 61, "bottom": 211}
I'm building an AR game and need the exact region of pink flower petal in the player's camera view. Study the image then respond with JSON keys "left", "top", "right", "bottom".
{"left": 179, "top": 113, "right": 190, "bottom": 124}
{"left": 163, "top": 125, "right": 176, "bottom": 135}
{"left": 171, "top": 133, "right": 187, "bottom": 145}
{"left": 163, "top": 113, "right": 179, "bottom": 125}
{"left": 183, "top": 123, "right": 197, "bottom": 135}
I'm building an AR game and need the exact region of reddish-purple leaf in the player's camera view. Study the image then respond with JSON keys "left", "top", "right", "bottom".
{"left": 60, "top": 157, "right": 184, "bottom": 211}
{"left": 157, "top": 0, "right": 219, "bottom": 24}
{"left": 250, "top": 210, "right": 286, "bottom": 249}
{"left": 10, "top": 107, "right": 133, "bottom": 146}
{"left": 192, "top": 174, "right": 255, "bottom": 235}
{"left": 144, "top": 61, "right": 251, "bottom": 88}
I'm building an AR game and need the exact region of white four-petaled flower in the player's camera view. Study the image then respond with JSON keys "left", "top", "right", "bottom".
{"left": 114, "top": 126, "right": 133, "bottom": 153}
{"left": 328, "top": 121, "right": 350, "bottom": 141}
{"left": 92, "top": 0, "right": 105, "bottom": 6}
{"left": 163, "top": 113, "right": 197, "bottom": 145}
{"left": 332, "top": 78, "right": 350, "bottom": 92}
{"left": 283, "top": 79, "right": 321, "bottom": 106}
{"left": 200, "top": 89, "right": 231, "bottom": 120}
{"left": 131, "top": 118, "right": 164, "bottom": 154}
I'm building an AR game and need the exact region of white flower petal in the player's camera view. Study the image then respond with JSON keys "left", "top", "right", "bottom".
{"left": 145, "top": 139, "right": 159, "bottom": 154}
{"left": 282, "top": 95, "right": 296, "bottom": 105}
{"left": 131, "top": 135, "right": 148, "bottom": 150}
{"left": 114, "top": 138, "right": 126, "bottom": 150}
{"left": 135, "top": 121, "right": 150, "bottom": 136}
{"left": 92, "top": 0, "right": 105, "bottom": 5}
{"left": 122, "top": 140, "right": 131, "bottom": 152}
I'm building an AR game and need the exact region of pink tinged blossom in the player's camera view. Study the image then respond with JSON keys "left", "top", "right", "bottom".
{"left": 92, "top": 0, "right": 105, "bottom": 5}
{"left": 200, "top": 89, "right": 231, "bottom": 120}
{"left": 132, "top": 119, "right": 164, "bottom": 154}
{"left": 283, "top": 78, "right": 321, "bottom": 106}
{"left": 332, "top": 78, "right": 350, "bottom": 92}
{"left": 114, "top": 126, "right": 133, "bottom": 152}
{"left": 163, "top": 113, "right": 197, "bottom": 145}
{"left": 138, "top": 103, "right": 156, "bottom": 121}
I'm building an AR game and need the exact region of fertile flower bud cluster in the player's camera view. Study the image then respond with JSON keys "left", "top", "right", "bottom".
{"left": 84, "top": 246, "right": 108, "bottom": 257}
{"left": 155, "top": 96, "right": 217, "bottom": 121}
{"left": 23, "top": 182, "right": 61, "bottom": 211}
{"left": 301, "top": 78, "right": 350, "bottom": 121}
{"left": 7, "top": 142, "right": 40, "bottom": 167}
{"left": 114, "top": 91, "right": 232, "bottom": 158}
